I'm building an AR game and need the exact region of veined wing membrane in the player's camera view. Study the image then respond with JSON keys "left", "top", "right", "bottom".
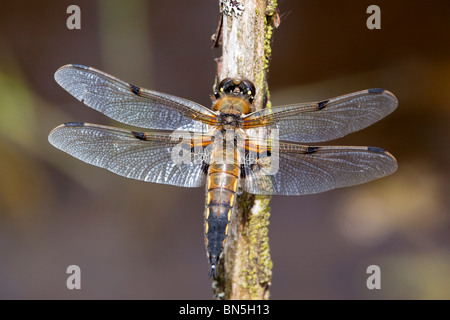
{"left": 55, "top": 64, "right": 218, "bottom": 132}
{"left": 48, "top": 122, "right": 214, "bottom": 187}
{"left": 242, "top": 89, "right": 398, "bottom": 143}
{"left": 242, "top": 141, "right": 398, "bottom": 195}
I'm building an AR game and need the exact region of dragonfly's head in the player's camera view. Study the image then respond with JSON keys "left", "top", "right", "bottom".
{"left": 214, "top": 77, "right": 255, "bottom": 104}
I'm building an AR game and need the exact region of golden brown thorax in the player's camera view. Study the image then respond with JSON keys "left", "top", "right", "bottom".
{"left": 213, "top": 96, "right": 252, "bottom": 115}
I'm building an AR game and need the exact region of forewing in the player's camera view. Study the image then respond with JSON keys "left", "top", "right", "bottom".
{"left": 48, "top": 122, "right": 213, "bottom": 188}
{"left": 242, "top": 89, "right": 397, "bottom": 143}
{"left": 54, "top": 64, "right": 217, "bottom": 131}
{"left": 242, "top": 141, "right": 398, "bottom": 195}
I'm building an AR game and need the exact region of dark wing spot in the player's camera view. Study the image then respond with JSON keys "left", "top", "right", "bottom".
{"left": 131, "top": 131, "right": 147, "bottom": 140}
{"left": 64, "top": 122, "right": 85, "bottom": 127}
{"left": 130, "top": 84, "right": 141, "bottom": 95}
{"left": 368, "top": 146, "right": 386, "bottom": 153}
{"left": 201, "top": 162, "right": 210, "bottom": 175}
{"left": 317, "top": 100, "right": 329, "bottom": 110}
{"left": 240, "top": 164, "right": 247, "bottom": 179}
{"left": 368, "top": 88, "right": 385, "bottom": 94}
{"left": 71, "top": 64, "right": 89, "bottom": 70}
{"left": 305, "top": 146, "right": 320, "bottom": 154}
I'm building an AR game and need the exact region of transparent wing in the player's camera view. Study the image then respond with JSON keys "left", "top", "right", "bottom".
{"left": 242, "top": 89, "right": 398, "bottom": 143}
{"left": 48, "top": 122, "right": 214, "bottom": 187}
{"left": 54, "top": 64, "right": 218, "bottom": 132}
{"left": 242, "top": 141, "right": 398, "bottom": 195}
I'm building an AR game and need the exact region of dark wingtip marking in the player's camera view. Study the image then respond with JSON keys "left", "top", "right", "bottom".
{"left": 317, "top": 100, "right": 329, "bottom": 110}
{"left": 71, "top": 64, "right": 89, "bottom": 70}
{"left": 240, "top": 164, "right": 247, "bottom": 179}
{"left": 368, "top": 146, "right": 386, "bottom": 153}
{"left": 130, "top": 84, "right": 141, "bottom": 95}
{"left": 131, "top": 131, "right": 146, "bottom": 140}
{"left": 368, "top": 88, "right": 385, "bottom": 94}
{"left": 201, "top": 162, "right": 210, "bottom": 175}
{"left": 64, "top": 122, "right": 85, "bottom": 127}
{"left": 306, "top": 146, "right": 320, "bottom": 154}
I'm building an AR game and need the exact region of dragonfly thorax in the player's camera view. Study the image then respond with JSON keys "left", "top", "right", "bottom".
{"left": 213, "top": 96, "right": 252, "bottom": 116}
{"left": 217, "top": 112, "right": 242, "bottom": 129}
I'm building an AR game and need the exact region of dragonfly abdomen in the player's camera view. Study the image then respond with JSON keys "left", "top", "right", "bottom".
{"left": 205, "top": 157, "right": 239, "bottom": 278}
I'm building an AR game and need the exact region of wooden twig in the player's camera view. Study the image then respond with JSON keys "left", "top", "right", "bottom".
{"left": 211, "top": 0, "right": 278, "bottom": 300}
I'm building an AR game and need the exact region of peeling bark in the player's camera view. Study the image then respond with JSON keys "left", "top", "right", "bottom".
{"left": 211, "top": 0, "right": 278, "bottom": 300}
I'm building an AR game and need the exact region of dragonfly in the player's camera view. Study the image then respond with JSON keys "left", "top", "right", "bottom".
{"left": 48, "top": 64, "right": 398, "bottom": 278}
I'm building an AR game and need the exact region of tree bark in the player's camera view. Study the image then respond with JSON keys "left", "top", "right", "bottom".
{"left": 211, "top": 0, "right": 278, "bottom": 300}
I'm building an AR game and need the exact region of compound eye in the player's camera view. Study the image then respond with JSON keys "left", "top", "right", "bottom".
{"left": 219, "top": 78, "right": 237, "bottom": 94}
{"left": 218, "top": 78, "right": 232, "bottom": 92}
{"left": 241, "top": 79, "right": 255, "bottom": 94}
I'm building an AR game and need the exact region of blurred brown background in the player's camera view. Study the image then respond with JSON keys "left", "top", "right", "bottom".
{"left": 0, "top": 0, "right": 449, "bottom": 299}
